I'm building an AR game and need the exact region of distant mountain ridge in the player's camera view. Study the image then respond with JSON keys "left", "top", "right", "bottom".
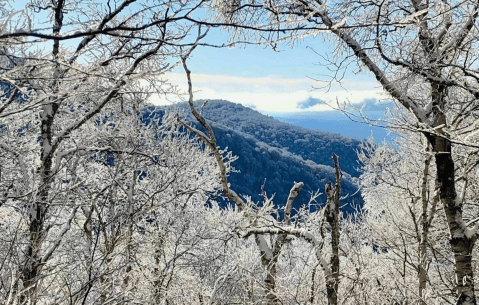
{"left": 170, "top": 100, "right": 362, "bottom": 177}
{"left": 142, "top": 100, "right": 363, "bottom": 213}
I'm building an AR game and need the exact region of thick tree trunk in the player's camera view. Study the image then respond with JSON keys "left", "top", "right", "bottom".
{"left": 324, "top": 154, "right": 341, "bottom": 305}
{"left": 326, "top": 219, "right": 340, "bottom": 305}
{"left": 263, "top": 263, "right": 278, "bottom": 305}
{"left": 21, "top": 102, "right": 59, "bottom": 303}
{"left": 325, "top": 201, "right": 340, "bottom": 305}
{"left": 427, "top": 130, "right": 477, "bottom": 305}
{"left": 258, "top": 234, "right": 280, "bottom": 305}
{"left": 418, "top": 152, "right": 432, "bottom": 304}
{"left": 21, "top": 4, "right": 64, "bottom": 300}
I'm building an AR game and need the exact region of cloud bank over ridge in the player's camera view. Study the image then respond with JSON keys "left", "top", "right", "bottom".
{"left": 148, "top": 73, "right": 389, "bottom": 114}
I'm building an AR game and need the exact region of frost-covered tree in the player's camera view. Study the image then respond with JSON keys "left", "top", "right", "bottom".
{"left": 355, "top": 128, "right": 479, "bottom": 304}
{"left": 177, "top": 56, "right": 349, "bottom": 305}
{"left": 0, "top": 0, "right": 218, "bottom": 303}
{"left": 207, "top": 0, "right": 479, "bottom": 303}
{"left": 0, "top": 97, "right": 230, "bottom": 304}
{"left": 358, "top": 133, "right": 448, "bottom": 304}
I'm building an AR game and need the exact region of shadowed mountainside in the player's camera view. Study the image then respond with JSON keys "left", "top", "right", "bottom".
{"left": 141, "top": 100, "right": 363, "bottom": 214}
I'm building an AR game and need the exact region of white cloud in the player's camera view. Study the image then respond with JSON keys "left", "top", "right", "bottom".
{"left": 162, "top": 73, "right": 316, "bottom": 86}
{"left": 148, "top": 73, "right": 387, "bottom": 113}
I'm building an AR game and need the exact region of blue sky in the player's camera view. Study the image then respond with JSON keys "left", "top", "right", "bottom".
{"left": 150, "top": 27, "right": 393, "bottom": 140}
{"left": 152, "top": 27, "right": 388, "bottom": 113}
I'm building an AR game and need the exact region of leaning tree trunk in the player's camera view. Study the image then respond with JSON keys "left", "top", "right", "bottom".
{"left": 426, "top": 111, "right": 477, "bottom": 305}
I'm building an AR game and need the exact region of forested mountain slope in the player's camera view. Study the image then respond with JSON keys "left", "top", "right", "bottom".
{"left": 174, "top": 100, "right": 362, "bottom": 177}
{"left": 142, "top": 100, "right": 363, "bottom": 213}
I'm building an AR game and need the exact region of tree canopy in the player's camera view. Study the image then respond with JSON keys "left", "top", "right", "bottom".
{"left": 1, "top": 0, "right": 479, "bottom": 304}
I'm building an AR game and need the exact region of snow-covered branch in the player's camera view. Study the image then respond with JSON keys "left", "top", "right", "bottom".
{"left": 41, "top": 205, "right": 79, "bottom": 264}
{"left": 242, "top": 226, "right": 330, "bottom": 275}
{"left": 284, "top": 182, "right": 303, "bottom": 226}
